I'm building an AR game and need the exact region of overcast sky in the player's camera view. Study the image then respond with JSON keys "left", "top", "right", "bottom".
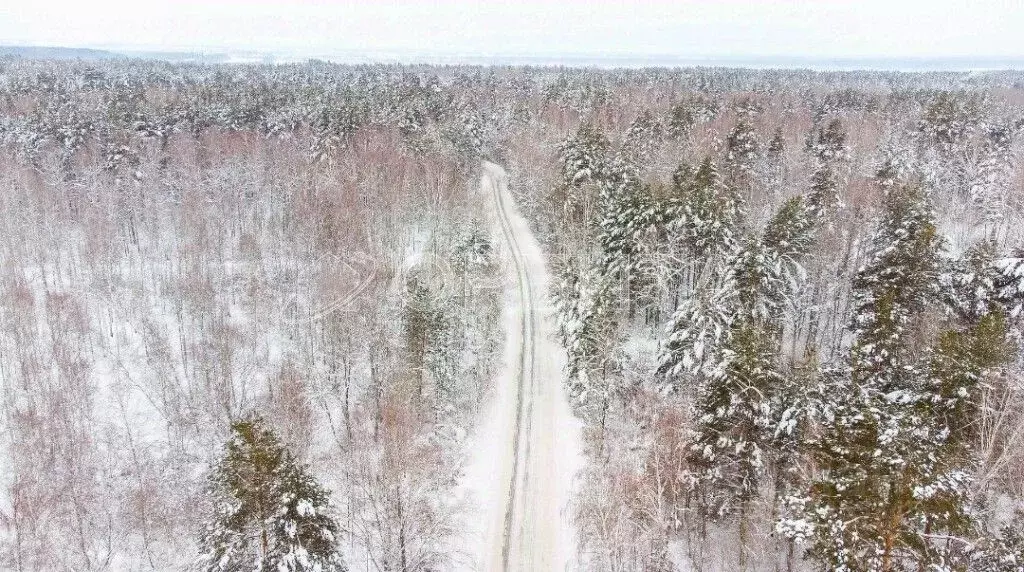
{"left": 1, "top": 0, "right": 1022, "bottom": 59}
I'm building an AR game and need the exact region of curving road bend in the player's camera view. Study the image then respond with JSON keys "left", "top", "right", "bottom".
{"left": 474, "top": 161, "right": 581, "bottom": 571}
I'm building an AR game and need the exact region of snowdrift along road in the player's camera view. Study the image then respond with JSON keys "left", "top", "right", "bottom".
{"left": 466, "top": 162, "right": 582, "bottom": 571}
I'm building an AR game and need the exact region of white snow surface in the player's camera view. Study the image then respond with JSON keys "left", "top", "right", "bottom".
{"left": 459, "top": 162, "right": 583, "bottom": 571}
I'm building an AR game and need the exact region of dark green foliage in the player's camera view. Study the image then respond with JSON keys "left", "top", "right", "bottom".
{"left": 929, "top": 311, "right": 1014, "bottom": 453}
{"left": 920, "top": 91, "right": 986, "bottom": 150}
{"left": 944, "top": 240, "right": 1024, "bottom": 323}
{"left": 598, "top": 177, "right": 662, "bottom": 277}
{"left": 794, "top": 173, "right": 1017, "bottom": 571}
{"left": 850, "top": 181, "right": 943, "bottom": 383}
{"left": 559, "top": 122, "right": 611, "bottom": 186}
{"left": 688, "top": 321, "right": 783, "bottom": 518}
{"left": 403, "top": 277, "right": 453, "bottom": 399}
{"left": 667, "top": 94, "right": 719, "bottom": 138}
{"left": 807, "top": 166, "right": 840, "bottom": 217}
{"left": 767, "top": 127, "right": 785, "bottom": 160}
{"left": 810, "top": 119, "right": 848, "bottom": 163}
{"left": 667, "top": 158, "right": 743, "bottom": 258}
{"left": 200, "top": 415, "right": 344, "bottom": 572}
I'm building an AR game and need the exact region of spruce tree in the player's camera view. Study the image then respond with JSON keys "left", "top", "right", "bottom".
{"left": 200, "top": 415, "right": 345, "bottom": 572}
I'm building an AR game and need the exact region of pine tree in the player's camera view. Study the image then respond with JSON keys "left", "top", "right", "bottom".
{"left": 806, "top": 119, "right": 848, "bottom": 218}
{"left": 766, "top": 127, "right": 786, "bottom": 197}
{"left": 724, "top": 119, "right": 760, "bottom": 191}
{"left": 597, "top": 174, "right": 662, "bottom": 278}
{"left": 767, "top": 127, "right": 785, "bottom": 161}
{"left": 667, "top": 94, "right": 719, "bottom": 138}
{"left": 667, "top": 157, "right": 743, "bottom": 260}
{"left": 200, "top": 414, "right": 345, "bottom": 572}
{"left": 659, "top": 276, "right": 737, "bottom": 382}
{"left": 687, "top": 320, "right": 783, "bottom": 520}
{"left": 796, "top": 178, "right": 956, "bottom": 571}
{"left": 403, "top": 277, "right": 453, "bottom": 401}
{"left": 553, "top": 261, "right": 620, "bottom": 420}
{"left": 658, "top": 159, "right": 744, "bottom": 385}
{"left": 941, "top": 240, "right": 1024, "bottom": 325}
{"left": 849, "top": 181, "right": 942, "bottom": 383}
{"left": 754, "top": 196, "right": 817, "bottom": 320}
{"left": 810, "top": 119, "right": 848, "bottom": 164}
{"left": 969, "top": 125, "right": 1014, "bottom": 226}
{"left": 969, "top": 520, "right": 1024, "bottom": 572}
{"left": 660, "top": 181, "right": 820, "bottom": 542}
{"left": 919, "top": 91, "right": 984, "bottom": 153}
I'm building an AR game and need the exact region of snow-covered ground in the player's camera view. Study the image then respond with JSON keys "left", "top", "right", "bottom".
{"left": 461, "top": 162, "right": 583, "bottom": 571}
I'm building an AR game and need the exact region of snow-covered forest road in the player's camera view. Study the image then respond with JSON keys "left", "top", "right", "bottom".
{"left": 470, "top": 162, "right": 581, "bottom": 571}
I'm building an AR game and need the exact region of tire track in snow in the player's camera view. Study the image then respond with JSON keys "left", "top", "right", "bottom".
{"left": 478, "top": 161, "right": 581, "bottom": 572}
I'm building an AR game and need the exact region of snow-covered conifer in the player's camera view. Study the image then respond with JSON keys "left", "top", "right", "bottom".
{"left": 793, "top": 176, "right": 980, "bottom": 571}
{"left": 725, "top": 119, "right": 760, "bottom": 176}
{"left": 553, "top": 262, "right": 618, "bottom": 416}
{"left": 970, "top": 125, "right": 1014, "bottom": 225}
{"left": 687, "top": 321, "right": 783, "bottom": 519}
{"left": 200, "top": 415, "right": 345, "bottom": 572}
{"left": 558, "top": 123, "right": 611, "bottom": 187}
{"left": 619, "top": 109, "right": 663, "bottom": 170}
{"left": 667, "top": 157, "right": 744, "bottom": 259}
{"left": 667, "top": 94, "right": 719, "bottom": 138}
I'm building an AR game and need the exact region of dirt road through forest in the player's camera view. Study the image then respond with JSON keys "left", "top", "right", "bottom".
{"left": 467, "top": 161, "right": 581, "bottom": 571}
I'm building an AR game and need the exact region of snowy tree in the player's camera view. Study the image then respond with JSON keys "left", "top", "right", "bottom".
{"left": 559, "top": 122, "right": 611, "bottom": 187}
{"left": 804, "top": 119, "right": 848, "bottom": 219}
{"left": 969, "top": 520, "right": 1024, "bottom": 572}
{"left": 663, "top": 199, "right": 818, "bottom": 541}
{"left": 597, "top": 172, "right": 662, "bottom": 278}
{"left": 667, "top": 94, "right": 719, "bottom": 138}
{"left": 941, "top": 241, "right": 1024, "bottom": 324}
{"left": 659, "top": 188, "right": 817, "bottom": 386}
{"left": 969, "top": 125, "right": 1014, "bottom": 226}
{"left": 200, "top": 415, "right": 345, "bottom": 572}
{"left": 553, "top": 261, "right": 620, "bottom": 418}
{"left": 724, "top": 119, "right": 760, "bottom": 182}
{"left": 765, "top": 127, "right": 787, "bottom": 197}
{"left": 919, "top": 91, "right": 985, "bottom": 153}
{"left": 748, "top": 195, "right": 817, "bottom": 321}
{"left": 619, "top": 109, "right": 663, "bottom": 170}
{"left": 848, "top": 180, "right": 943, "bottom": 381}
{"left": 793, "top": 177, "right": 980, "bottom": 571}
{"left": 666, "top": 157, "right": 744, "bottom": 260}
{"left": 809, "top": 119, "right": 849, "bottom": 164}
{"left": 659, "top": 276, "right": 737, "bottom": 382}
{"left": 403, "top": 277, "right": 454, "bottom": 403}
{"left": 687, "top": 321, "right": 783, "bottom": 524}
{"left": 767, "top": 127, "right": 785, "bottom": 161}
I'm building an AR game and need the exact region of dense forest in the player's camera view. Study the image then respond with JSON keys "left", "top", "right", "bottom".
{"left": 0, "top": 56, "right": 1022, "bottom": 571}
